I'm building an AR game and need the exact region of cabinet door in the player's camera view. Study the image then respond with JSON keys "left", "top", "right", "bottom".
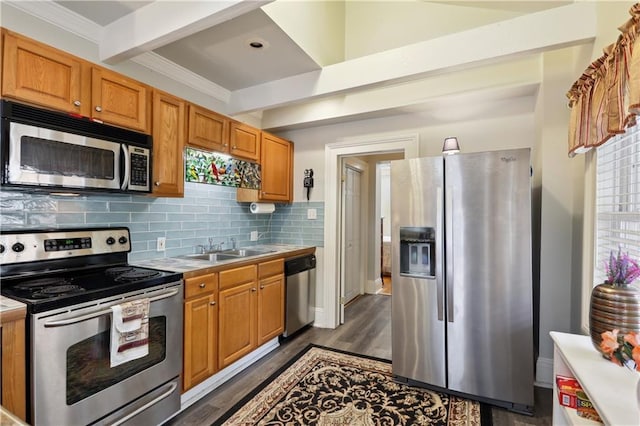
{"left": 187, "top": 105, "right": 229, "bottom": 153}
{"left": 2, "top": 31, "right": 85, "bottom": 114}
{"left": 218, "top": 281, "right": 257, "bottom": 369}
{"left": 152, "top": 90, "right": 186, "bottom": 197}
{"left": 258, "top": 274, "right": 285, "bottom": 345}
{"left": 260, "top": 132, "right": 293, "bottom": 202}
{"left": 183, "top": 293, "right": 217, "bottom": 391}
{"left": 91, "top": 67, "right": 149, "bottom": 132}
{"left": 229, "top": 122, "right": 260, "bottom": 161}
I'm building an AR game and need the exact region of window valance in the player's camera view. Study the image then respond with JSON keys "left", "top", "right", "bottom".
{"left": 567, "top": 3, "right": 640, "bottom": 156}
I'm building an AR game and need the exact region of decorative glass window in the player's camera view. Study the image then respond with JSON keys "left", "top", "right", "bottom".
{"left": 595, "top": 124, "right": 640, "bottom": 285}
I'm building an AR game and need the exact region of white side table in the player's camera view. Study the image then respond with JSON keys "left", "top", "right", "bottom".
{"left": 550, "top": 331, "right": 640, "bottom": 425}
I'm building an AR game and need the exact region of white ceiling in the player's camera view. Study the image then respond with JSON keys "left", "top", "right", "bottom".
{"left": 8, "top": 0, "right": 592, "bottom": 130}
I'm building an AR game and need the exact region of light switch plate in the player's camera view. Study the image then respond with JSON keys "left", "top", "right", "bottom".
{"left": 250, "top": 231, "right": 258, "bottom": 241}
{"left": 307, "top": 208, "right": 317, "bottom": 220}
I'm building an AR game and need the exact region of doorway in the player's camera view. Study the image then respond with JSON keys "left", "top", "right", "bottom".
{"left": 323, "top": 133, "right": 419, "bottom": 329}
{"left": 340, "top": 160, "right": 366, "bottom": 314}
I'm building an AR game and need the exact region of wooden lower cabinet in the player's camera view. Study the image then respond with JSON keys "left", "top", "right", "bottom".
{"left": 218, "top": 265, "right": 258, "bottom": 369}
{"left": 183, "top": 273, "right": 218, "bottom": 391}
{"left": 0, "top": 304, "right": 26, "bottom": 421}
{"left": 258, "top": 259, "right": 285, "bottom": 345}
{"left": 183, "top": 260, "right": 286, "bottom": 387}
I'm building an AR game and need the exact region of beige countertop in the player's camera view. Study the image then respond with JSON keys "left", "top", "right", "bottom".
{"left": 0, "top": 296, "right": 26, "bottom": 323}
{"left": 132, "top": 244, "right": 315, "bottom": 279}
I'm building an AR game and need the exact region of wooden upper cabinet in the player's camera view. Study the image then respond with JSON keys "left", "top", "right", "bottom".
{"left": 91, "top": 67, "right": 149, "bottom": 132}
{"left": 2, "top": 30, "right": 85, "bottom": 114}
{"left": 260, "top": 132, "right": 293, "bottom": 202}
{"left": 229, "top": 121, "right": 260, "bottom": 161}
{"left": 187, "top": 104, "right": 229, "bottom": 152}
{"left": 151, "top": 90, "right": 186, "bottom": 197}
{"left": 1, "top": 30, "right": 150, "bottom": 132}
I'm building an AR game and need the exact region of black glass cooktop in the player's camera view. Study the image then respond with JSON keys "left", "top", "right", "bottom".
{"left": 1, "top": 265, "right": 182, "bottom": 313}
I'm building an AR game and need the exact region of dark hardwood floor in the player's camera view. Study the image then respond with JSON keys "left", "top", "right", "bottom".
{"left": 167, "top": 294, "right": 551, "bottom": 425}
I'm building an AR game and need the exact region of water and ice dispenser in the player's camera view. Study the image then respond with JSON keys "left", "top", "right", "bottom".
{"left": 399, "top": 227, "right": 435, "bottom": 278}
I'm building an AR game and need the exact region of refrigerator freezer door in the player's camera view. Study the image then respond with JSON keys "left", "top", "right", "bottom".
{"left": 445, "top": 149, "right": 534, "bottom": 408}
{"left": 391, "top": 157, "right": 446, "bottom": 387}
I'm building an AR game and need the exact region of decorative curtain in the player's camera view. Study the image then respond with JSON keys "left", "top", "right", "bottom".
{"left": 567, "top": 3, "right": 640, "bottom": 156}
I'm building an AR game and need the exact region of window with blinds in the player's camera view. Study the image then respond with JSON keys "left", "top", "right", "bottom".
{"left": 595, "top": 124, "right": 640, "bottom": 285}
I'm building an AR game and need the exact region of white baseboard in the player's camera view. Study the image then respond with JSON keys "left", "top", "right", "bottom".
{"left": 535, "top": 356, "right": 554, "bottom": 388}
{"left": 179, "top": 338, "right": 280, "bottom": 410}
{"left": 368, "top": 277, "right": 383, "bottom": 294}
{"left": 311, "top": 307, "right": 328, "bottom": 328}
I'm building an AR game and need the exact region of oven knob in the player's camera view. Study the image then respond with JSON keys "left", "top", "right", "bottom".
{"left": 119, "top": 236, "right": 128, "bottom": 244}
{"left": 106, "top": 237, "right": 116, "bottom": 245}
{"left": 12, "top": 242, "right": 24, "bottom": 253}
{"left": 0, "top": 244, "right": 4, "bottom": 254}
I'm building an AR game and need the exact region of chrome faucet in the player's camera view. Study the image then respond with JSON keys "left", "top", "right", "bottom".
{"left": 208, "top": 237, "right": 224, "bottom": 252}
{"left": 230, "top": 237, "right": 237, "bottom": 250}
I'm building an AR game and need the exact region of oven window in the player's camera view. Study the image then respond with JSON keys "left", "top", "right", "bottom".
{"left": 66, "top": 316, "right": 166, "bottom": 405}
{"left": 21, "top": 136, "right": 115, "bottom": 179}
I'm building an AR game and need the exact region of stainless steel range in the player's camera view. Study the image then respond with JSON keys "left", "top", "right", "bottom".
{"left": 0, "top": 227, "right": 184, "bottom": 426}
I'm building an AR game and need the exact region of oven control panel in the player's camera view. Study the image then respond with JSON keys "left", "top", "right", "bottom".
{"left": 0, "top": 227, "right": 131, "bottom": 264}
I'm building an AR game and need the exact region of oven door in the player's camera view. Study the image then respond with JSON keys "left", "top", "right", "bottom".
{"left": 7, "top": 122, "right": 123, "bottom": 190}
{"left": 31, "top": 283, "right": 183, "bottom": 426}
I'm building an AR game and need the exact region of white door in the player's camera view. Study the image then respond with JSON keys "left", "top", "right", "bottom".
{"left": 340, "top": 163, "right": 363, "bottom": 321}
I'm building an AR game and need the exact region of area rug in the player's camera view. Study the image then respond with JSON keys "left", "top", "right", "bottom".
{"left": 215, "top": 345, "right": 490, "bottom": 425}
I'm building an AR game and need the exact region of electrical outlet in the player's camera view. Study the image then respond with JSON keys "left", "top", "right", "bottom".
{"left": 307, "top": 208, "right": 317, "bottom": 220}
{"left": 250, "top": 231, "right": 258, "bottom": 241}
{"left": 156, "top": 237, "right": 166, "bottom": 251}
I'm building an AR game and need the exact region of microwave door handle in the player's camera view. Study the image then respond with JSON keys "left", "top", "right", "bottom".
{"left": 121, "top": 144, "right": 131, "bottom": 190}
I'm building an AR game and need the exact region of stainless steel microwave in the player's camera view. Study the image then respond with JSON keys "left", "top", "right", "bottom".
{"left": 1, "top": 100, "right": 152, "bottom": 194}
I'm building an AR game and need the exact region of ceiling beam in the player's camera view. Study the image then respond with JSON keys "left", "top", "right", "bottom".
{"left": 227, "top": 1, "right": 596, "bottom": 114}
{"left": 261, "top": 55, "right": 542, "bottom": 130}
{"left": 100, "top": 0, "right": 273, "bottom": 64}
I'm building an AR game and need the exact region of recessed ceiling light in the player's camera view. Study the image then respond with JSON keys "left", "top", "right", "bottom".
{"left": 246, "top": 38, "right": 269, "bottom": 50}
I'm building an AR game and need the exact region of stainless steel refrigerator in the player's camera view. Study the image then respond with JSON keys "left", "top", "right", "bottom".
{"left": 391, "top": 148, "right": 534, "bottom": 413}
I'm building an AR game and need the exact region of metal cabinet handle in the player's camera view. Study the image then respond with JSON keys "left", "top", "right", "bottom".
{"left": 251, "top": 288, "right": 257, "bottom": 292}
{"left": 73, "top": 100, "right": 81, "bottom": 107}
{"left": 260, "top": 285, "right": 265, "bottom": 290}
{"left": 199, "top": 283, "right": 206, "bottom": 288}
{"left": 95, "top": 106, "right": 102, "bottom": 112}
{"left": 210, "top": 301, "right": 216, "bottom": 306}
{"left": 154, "top": 181, "right": 161, "bottom": 186}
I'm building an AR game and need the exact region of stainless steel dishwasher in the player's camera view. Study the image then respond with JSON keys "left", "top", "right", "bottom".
{"left": 283, "top": 254, "right": 316, "bottom": 337}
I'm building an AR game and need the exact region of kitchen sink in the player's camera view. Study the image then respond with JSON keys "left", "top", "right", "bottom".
{"left": 184, "top": 248, "right": 276, "bottom": 262}
{"left": 221, "top": 248, "right": 276, "bottom": 257}
{"left": 185, "top": 253, "right": 240, "bottom": 262}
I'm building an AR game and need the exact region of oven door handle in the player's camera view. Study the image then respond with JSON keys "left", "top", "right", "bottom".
{"left": 43, "top": 288, "right": 180, "bottom": 327}
{"left": 110, "top": 381, "right": 178, "bottom": 426}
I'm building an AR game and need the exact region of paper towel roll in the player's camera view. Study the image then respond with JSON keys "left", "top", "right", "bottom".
{"left": 250, "top": 202, "right": 276, "bottom": 214}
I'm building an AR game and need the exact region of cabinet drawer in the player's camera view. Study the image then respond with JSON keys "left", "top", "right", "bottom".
{"left": 184, "top": 273, "right": 218, "bottom": 299}
{"left": 220, "top": 265, "right": 257, "bottom": 290}
{"left": 258, "top": 258, "right": 284, "bottom": 279}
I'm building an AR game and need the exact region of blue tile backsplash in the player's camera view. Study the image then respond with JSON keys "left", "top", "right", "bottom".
{"left": 0, "top": 182, "right": 324, "bottom": 261}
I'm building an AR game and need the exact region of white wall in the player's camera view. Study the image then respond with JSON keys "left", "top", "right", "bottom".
{"left": 344, "top": 1, "right": 519, "bottom": 60}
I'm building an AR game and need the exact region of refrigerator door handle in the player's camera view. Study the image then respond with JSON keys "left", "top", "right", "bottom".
{"left": 445, "top": 188, "right": 454, "bottom": 323}
{"left": 436, "top": 186, "right": 444, "bottom": 321}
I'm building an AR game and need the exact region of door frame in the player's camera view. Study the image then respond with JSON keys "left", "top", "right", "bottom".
{"left": 323, "top": 133, "right": 419, "bottom": 328}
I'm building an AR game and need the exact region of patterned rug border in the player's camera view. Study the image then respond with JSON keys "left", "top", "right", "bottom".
{"left": 212, "top": 344, "right": 493, "bottom": 425}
